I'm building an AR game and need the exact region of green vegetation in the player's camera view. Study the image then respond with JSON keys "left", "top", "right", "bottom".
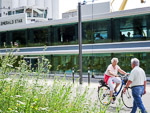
{"left": 0, "top": 48, "right": 124, "bottom": 113}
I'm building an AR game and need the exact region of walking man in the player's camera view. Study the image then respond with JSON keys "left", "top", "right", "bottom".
{"left": 123, "top": 58, "right": 147, "bottom": 113}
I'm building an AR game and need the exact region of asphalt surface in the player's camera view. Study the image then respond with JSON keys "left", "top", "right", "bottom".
{"left": 80, "top": 77, "right": 150, "bottom": 113}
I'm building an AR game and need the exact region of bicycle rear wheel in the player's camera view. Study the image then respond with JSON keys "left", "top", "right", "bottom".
{"left": 121, "top": 87, "right": 133, "bottom": 108}
{"left": 98, "top": 85, "right": 110, "bottom": 105}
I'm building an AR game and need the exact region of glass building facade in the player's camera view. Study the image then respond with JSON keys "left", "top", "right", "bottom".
{"left": 1, "top": 13, "right": 150, "bottom": 76}
{"left": 1, "top": 14, "right": 150, "bottom": 48}
{"left": 24, "top": 52, "right": 150, "bottom": 76}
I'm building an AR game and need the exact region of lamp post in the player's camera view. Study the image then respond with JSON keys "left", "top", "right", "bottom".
{"left": 78, "top": 2, "right": 82, "bottom": 84}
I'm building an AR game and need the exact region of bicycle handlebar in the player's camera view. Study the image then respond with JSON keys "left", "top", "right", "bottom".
{"left": 118, "top": 73, "right": 129, "bottom": 78}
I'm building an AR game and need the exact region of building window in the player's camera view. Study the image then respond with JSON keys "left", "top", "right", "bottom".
{"left": 12, "top": 30, "right": 27, "bottom": 47}
{"left": 16, "top": 9, "right": 24, "bottom": 14}
{"left": 82, "top": 19, "right": 111, "bottom": 44}
{"left": 52, "top": 24, "right": 77, "bottom": 45}
{"left": 28, "top": 28, "right": 48, "bottom": 47}
{"left": 27, "top": 12, "right": 32, "bottom": 17}
{"left": 8, "top": 11, "right": 12, "bottom": 15}
{"left": 26, "top": 8, "right": 32, "bottom": 17}
{"left": 113, "top": 14, "right": 148, "bottom": 42}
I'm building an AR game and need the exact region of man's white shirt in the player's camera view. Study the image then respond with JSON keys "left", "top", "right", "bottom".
{"left": 128, "top": 66, "right": 146, "bottom": 87}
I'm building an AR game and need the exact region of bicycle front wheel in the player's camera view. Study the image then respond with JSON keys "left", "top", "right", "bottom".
{"left": 121, "top": 87, "right": 133, "bottom": 108}
{"left": 98, "top": 85, "right": 110, "bottom": 105}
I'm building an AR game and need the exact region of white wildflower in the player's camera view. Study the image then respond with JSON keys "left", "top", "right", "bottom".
{"left": 6, "top": 64, "right": 13, "bottom": 67}
{"left": 15, "top": 67, "right": 21, "bottom": 70}
{"left": 17, "top": 100, "right": 25, "bottom": 105}
{"left": 15, "top": 95, "right": 22, "bottom": 98}
{"left": 39, "top": 107, "right": 48, "bottom": 111}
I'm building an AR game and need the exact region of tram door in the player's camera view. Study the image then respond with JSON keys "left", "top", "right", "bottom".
{"left": 24, "top": 57, "right": 38, "bottom": 71}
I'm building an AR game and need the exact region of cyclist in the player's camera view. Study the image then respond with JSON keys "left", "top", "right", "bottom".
{"left": 104, "top": 58, "right": 128, "bottom": 104}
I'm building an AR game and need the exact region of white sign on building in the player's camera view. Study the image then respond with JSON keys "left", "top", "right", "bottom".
{"left": 0, "top": 13, "right": 26, "bottom": 27}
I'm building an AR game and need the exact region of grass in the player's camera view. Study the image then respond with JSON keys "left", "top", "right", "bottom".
{"left": 0, "top": 47, "right": 124, "bottom": 113}
{"left": 0, "top": 75, "right": 97, "bottom": 112}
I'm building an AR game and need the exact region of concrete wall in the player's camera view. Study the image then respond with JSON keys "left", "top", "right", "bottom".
{"left": 45, "top": 0, "right": 53, "bottom": 19}
{"left": 27, "top": 0, "right": 35, "bottom": 6}
{"left": 1, "top": 0, "right": 11, "bottom": 17}
{"left": 81, "top": 2, "right": 110, "bottom": 17}
{"left": 62, "top": 11, "right": 77, "bottom": 19}
{"left": 12, "top": 0, "right": 19, "bottom": 8}
{"left": 52, "top": 0, "right": 59, "bottom": 19}
{"left": 0, "top": 0, "right": 60, "bottom": 20}
{"left": 35, "top": 0, "right": 45, "bottom": 8}
{"left": 19, "top": 0, "right": 27, "bottom": 7}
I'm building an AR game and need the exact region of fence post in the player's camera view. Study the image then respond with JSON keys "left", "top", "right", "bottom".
{"left": 72, "top": 67, "right": 74, "bottom": 83}
{"left": 88, "top": 67, "right": 90, "bottom": 85}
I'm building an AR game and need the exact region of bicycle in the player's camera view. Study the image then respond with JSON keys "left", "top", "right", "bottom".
{"left": 98, "top": 74, "right": 133, "bottom": 108}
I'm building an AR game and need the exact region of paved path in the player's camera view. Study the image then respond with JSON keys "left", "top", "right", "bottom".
{"left": 79, "top": 78, "right": 150, "bottom": 113}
